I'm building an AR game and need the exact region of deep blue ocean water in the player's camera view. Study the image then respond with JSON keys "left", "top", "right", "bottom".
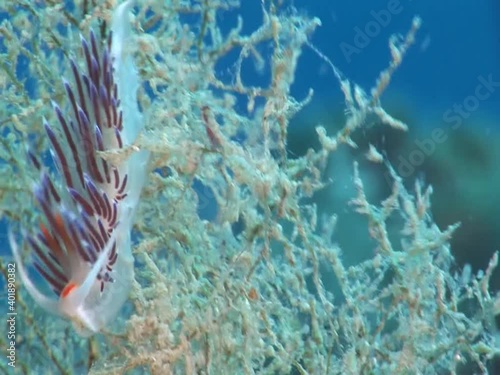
{"left": 290, "top": 0, "right": 500, "bottom": 127}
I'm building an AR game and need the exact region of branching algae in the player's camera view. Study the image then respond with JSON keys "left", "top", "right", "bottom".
{"left": 1, "top": 0, "right": 498, "bottom": 374}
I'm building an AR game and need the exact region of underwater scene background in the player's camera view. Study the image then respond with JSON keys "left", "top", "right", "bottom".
{"left": 0, "top": 0, "right": 499, "bottom": 374}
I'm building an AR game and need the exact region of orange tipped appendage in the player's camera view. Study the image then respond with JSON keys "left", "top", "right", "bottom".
{"left": 61, "top": 282, "right": 78, "bottom": 298}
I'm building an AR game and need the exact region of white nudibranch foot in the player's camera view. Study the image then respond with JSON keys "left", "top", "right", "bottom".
{"left": 9, "top": 0, "right": 148, "bottom": 336}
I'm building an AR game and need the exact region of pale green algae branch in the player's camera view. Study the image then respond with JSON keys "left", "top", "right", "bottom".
{"left": 0, "top": 1, "right": 498, "bottom": 374}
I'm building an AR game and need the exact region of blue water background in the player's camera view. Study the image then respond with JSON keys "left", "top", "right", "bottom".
{"left": 290, "top": 0, "right": 500, "bottom": 127}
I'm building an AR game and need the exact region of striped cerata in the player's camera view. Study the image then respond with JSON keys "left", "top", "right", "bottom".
{"left": 9, "top": 0, "right": 148, "bottom": 336}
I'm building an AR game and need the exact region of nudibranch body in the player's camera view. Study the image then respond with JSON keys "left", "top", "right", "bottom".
{"left": 9, "top": 0, "right": 148, "bottom": 336}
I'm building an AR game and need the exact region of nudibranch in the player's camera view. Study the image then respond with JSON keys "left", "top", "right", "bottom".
{"left": 9, "top": 0, "right": 148, "bottom": 336}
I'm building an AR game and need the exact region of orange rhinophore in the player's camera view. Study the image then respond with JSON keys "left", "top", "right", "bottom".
{"left": 61, "top": 282, "right": 78, "bottom": 298}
